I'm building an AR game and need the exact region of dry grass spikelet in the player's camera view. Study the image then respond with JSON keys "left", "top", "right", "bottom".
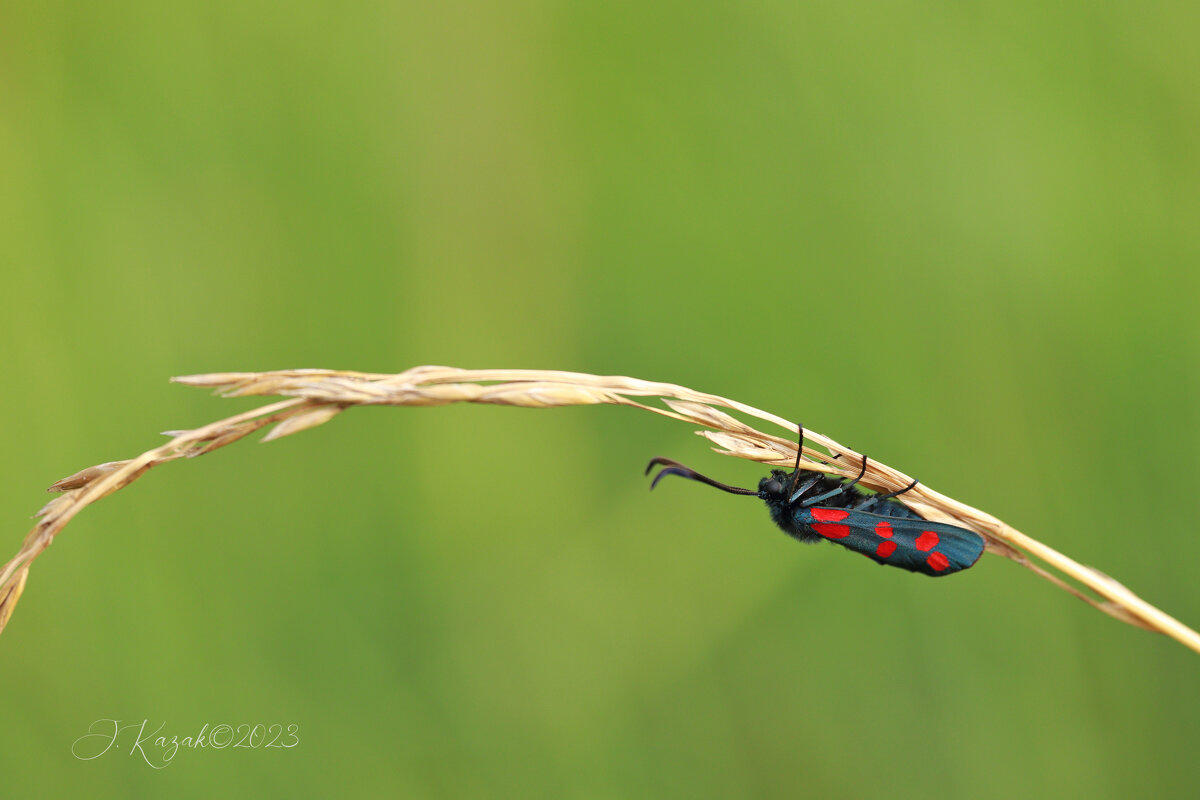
{"left": 2, "top": 365, "right": 1197, "bottom": 654}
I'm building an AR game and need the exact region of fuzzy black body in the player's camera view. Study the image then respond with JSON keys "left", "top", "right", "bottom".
{"left": 757, "top": 468, "right": 985, "bottom": 577}
{"left": 757, "top": 468, "right": 924, "bottom": 542}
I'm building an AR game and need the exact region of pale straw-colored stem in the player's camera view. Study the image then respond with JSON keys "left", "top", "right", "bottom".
{"left": 2, "top": 366, "right": 1196, "bottom": 654}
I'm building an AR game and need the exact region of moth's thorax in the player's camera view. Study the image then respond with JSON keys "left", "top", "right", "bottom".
{"left": 757, "top": 468, "right": 847, "bottom": 506}
{"left": 758, "top": 469, "right": 822, "bottom": 543}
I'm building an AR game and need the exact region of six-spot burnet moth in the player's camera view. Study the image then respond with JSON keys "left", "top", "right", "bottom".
{"left": 645, "top": 427, "right": 985, "bottom": 576}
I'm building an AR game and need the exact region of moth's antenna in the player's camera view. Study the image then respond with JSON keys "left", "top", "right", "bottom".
{"left": 645, "top": 458, "right": 757, "bottom": 495}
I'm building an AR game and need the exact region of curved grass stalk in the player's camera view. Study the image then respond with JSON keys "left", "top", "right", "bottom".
{"left": 2, "top": 366, "right": 1196, "bottom": 653}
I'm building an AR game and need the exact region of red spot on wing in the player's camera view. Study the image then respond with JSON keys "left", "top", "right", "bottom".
{"left": 812, "top": 523, "right": 851, "bottom": 539}
{"left": 810, "top": 508, "right": 850, "bottom": 523}
{"left": 874, "top": 521, "right": 893, "bottom": 538}
{"left": 876, "top": 540, "right": 897, "bottom": 558}
{"left": 914, "top": 531, "right": 940, "bottom": 552}
{"left": 927, "top": 552, "right": 950, "bottom": 572}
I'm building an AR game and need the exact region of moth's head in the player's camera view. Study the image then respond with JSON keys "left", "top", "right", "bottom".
{"left": 757, "top": 470, "right": 793, "bottom": 501}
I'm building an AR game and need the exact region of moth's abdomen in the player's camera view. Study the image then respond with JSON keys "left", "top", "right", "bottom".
{"left": 793, "top": 506, "right": 985, "bottom": 577}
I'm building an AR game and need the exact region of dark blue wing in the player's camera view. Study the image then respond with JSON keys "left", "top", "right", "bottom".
{"left": 796, "top": 506, "right": 985, "bottom": 577}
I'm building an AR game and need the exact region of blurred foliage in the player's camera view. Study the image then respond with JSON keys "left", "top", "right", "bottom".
{"left": 1, "top": 1, "right": 1198, "bottom": 798}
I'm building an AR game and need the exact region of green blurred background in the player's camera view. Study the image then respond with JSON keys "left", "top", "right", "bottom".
{"left": 2, "top": 1, "right": 1198, "bottom": 797}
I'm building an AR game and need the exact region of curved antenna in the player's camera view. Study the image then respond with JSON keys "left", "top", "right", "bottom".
{"left": 645, "top": 458, "right": 757, "bottom": 495}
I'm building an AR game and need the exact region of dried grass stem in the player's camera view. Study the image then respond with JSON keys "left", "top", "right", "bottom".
{"left": 2, "top": 366, "right": 1196, "bottom": 654}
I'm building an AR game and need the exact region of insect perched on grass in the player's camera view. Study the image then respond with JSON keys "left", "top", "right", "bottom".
{"left": 646, "top": 428, "right": 985, "bottom": 577}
